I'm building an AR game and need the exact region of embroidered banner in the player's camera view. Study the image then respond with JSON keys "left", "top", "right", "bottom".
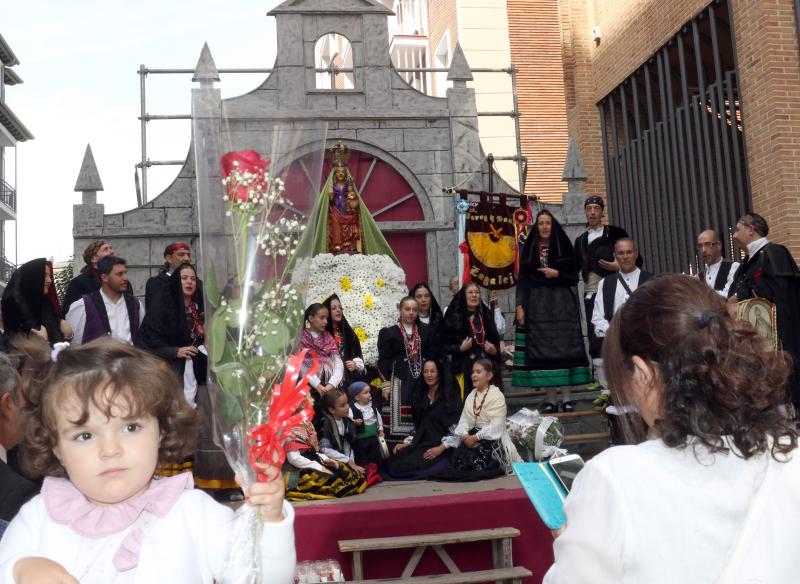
{"left": 465, "top": 196, "right": 517, "bottom": 290}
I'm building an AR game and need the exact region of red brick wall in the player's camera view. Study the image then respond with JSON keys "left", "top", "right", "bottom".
{"left": 508, "top": 0, "right": 571, "bottom": 203}
{"left": 557, "top": 0, "right": 800, "bottom": 257}
{"left": 732, "top": 0, "right": 800, "bottom": 254}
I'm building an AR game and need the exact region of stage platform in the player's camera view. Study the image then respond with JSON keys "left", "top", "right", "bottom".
{"left": 292, "top": 476, "right": 553, "bottom": 583}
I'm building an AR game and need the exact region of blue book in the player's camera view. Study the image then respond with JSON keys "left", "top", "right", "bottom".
{"left": 513, "top": 461, "right": 568, "bottom": 530}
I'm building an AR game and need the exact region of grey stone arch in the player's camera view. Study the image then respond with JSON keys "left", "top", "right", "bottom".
{"left": 276, "top": 136, "right": 441, "bottom": 288}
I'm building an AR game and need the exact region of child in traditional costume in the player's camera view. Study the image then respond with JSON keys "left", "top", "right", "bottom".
{"left": 283, "top": 395, "right": 367, "bottom": 501}
{"left": 348, "top": 381, "right": 386, "bottom": 465}
{"left": 317, "top": 390, "right": 365, "bottom": 475}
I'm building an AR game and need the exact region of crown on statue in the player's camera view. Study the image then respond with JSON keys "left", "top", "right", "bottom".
{"left": 331, "top": 140, "right": 351, "bottom": 169}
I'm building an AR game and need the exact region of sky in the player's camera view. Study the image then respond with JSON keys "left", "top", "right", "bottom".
{"left": 4, "top": 0, "right": 285, "bottom": 264}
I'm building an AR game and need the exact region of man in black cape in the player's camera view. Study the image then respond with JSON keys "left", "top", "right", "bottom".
{"left": 573, "top": 196, "right": 642, "bottom": 360}
{"left": 728, "top": 213, "right": 800, "bottom": 406}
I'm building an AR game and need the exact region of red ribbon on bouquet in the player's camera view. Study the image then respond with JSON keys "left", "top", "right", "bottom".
{"left": 246, "top": 349, "right": 319, "bottom": 482}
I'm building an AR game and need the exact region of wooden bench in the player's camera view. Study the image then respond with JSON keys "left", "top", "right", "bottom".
{"left": 338, "top": 527, "right": 532, "bottom": 583}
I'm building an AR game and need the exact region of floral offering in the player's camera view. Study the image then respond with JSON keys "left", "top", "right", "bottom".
{"left": 293, "top": 253, "right": 408, "bottom": 365}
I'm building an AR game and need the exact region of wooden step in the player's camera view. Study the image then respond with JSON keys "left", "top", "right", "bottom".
{"left": 348, "top": 566, "right": 533, "bottom": 584}
{"left": 563, "top": 431, "right": 611, "bottom": 443}
{"left": 339, "top": 528, "right": 520, "bottom": 552}
{"left": 549, "top": 410, "right": 604, "bottom": 419}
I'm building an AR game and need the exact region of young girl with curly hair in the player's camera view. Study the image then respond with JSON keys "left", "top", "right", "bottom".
{"left": 0, "top": 338, "right": 295, "bottom": 583}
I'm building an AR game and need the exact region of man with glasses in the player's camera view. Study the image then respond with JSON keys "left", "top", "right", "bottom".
{"left": 696, "top": 229, "right": 739, "bottom": 298}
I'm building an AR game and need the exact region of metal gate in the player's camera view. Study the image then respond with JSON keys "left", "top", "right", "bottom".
{"left": 598, "top": 0, "right": 751, "bottom": 273}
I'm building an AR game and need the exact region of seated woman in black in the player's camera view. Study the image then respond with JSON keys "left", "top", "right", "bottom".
{"left": 380, "top": 359, "right": 462, "bottom": 480}
{"left": 323, "top": 294, "right": 365, "bottom": 389}
{"left": 442, "top": 281, "right": 502, "bottom": 395}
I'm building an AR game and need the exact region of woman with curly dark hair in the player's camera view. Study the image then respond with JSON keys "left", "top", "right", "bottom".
{"left": 543, "top": 274, "right": 800, "bottom": 584}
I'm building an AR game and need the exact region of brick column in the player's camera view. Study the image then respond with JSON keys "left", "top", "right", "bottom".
{"left": 732, "top": 0, "right": 800, "bottom": 257}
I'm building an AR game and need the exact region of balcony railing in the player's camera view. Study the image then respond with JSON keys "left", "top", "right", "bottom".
{"left": 0, "top": 178, "right": 16, "bottom": 212}
{"left": 0, "top": 257, "right": 15, "bottom": 283}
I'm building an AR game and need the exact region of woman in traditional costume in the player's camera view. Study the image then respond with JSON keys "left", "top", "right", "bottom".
{"left": 432, "top": 359, "right": 520, "bottom": 481}
{"left": 514, "top": 210, "right": 591, "bottom": 413}
{"left": 283, "top": 396, "right": 368, "bottom": 501}
{"left": 411, "top": 282, "right": 444, "bottom": 340}
{"left": 140, "top": 263, "right": 238, "bottom": 494}
{"left": 380, "top": 359, "right": 462, "bottom": 480}
{"left": 300, "top": 303, "right": 344, "bottom": 408}
{"left": 377, "top": 297, "right": 434, "bottom": 405}
{"left": 442, "top": 281, "right": 502, "bottom": 395}
{"left": 1, "top": 258, "right": 71, "bottom": 347}
{"left": 323, "top": 293, "right": 365, "bottom": 389}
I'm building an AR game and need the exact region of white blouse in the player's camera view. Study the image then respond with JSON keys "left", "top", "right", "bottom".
{"left": 543, "top": 438, "right": 800, "bottom": 584}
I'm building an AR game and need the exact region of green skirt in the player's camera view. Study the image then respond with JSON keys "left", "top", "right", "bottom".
{"left": 512, "top": 327, "right": 592, "bottom": 388}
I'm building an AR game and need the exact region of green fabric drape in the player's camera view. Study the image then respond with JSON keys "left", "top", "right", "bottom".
{"left": 304, "top": 170, "right": 400, "bottom": 264}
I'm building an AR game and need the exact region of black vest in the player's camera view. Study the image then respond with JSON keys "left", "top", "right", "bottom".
{"left": 602, "top": 270, "right": 654, "bottom": 323}
{"left": 699, "top": 260, "right": 733, "bottom": 292}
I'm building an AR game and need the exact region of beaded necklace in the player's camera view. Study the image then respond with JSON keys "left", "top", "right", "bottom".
{"left": 472, "top": 387, "right": 490, "bottom": 417}
{"left": 398, "top": 322, "right": 422, "bottom": 379}
{"left": 468, "top": 311, "right": 485, "bottom": 346}
{"left": 333, "top": 325, "right": 344, "bottom": 353}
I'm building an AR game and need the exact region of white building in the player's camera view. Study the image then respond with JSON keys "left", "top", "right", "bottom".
{"left": 0, "top": 32, "right": 33, "bottom": 291}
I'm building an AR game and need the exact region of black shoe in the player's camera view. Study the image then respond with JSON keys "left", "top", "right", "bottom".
{"left": 561, "top": 400, "right": 576, "bottom": 413}
{"left": 541, "top": 402, "right": 558, "bottom": 414}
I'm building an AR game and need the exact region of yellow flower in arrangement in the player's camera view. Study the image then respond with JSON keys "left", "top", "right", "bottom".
{"left": 364, "top": 294, "right": 374, "bottom": 310}
{"left": 354, "top": 326, "right": 368, "bottom": 343}
{"left": 376, "top": 278, "right": 385, "bottom": 288}
{"left": 370, "top": 377, "right": 382, "bottom": 389}
{"left": 340, "top": 276, "right": 353, "bottom": 292}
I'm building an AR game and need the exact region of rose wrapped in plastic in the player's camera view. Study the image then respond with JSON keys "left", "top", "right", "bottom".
{"left": 193, "top": 81, "right": 327, "bottom": 582}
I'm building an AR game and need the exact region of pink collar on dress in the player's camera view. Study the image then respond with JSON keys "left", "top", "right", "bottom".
{"left": 42, "top": 472, "right": 193, "bottom": 572}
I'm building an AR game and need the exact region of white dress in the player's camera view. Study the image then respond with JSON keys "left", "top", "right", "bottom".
{"left": 0, "top": 489, "right": 296, "bottom": 583}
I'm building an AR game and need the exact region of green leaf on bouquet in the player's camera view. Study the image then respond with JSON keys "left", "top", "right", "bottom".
{"left": 209, "top": 306, "right": 229, "bottom": 365}
{"left": 204, "top": 263, "right": 220, "bottom": 310}
{"left": 213, "top": 362, "right": 256, "bottom": 398}
{"left": 256, "top": 320, "right": 291, "bottom": 354}
{"left": 219, "top": 391, "right": 244, "bottom": 426}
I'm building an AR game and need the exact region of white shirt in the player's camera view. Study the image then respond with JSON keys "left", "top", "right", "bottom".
{"left": 703, "top": 258, "right": 740, "bottom": 297}
{"left": 586, "top": 226, "right": 603, "bottom": 245}
{"left": 747, "top": 236, "right": 769, "bottom": 258}
{"left": 66, "top": 289, "right": 145, "bottom": 346}
{"left": 0, "top": 489, "right": 296, "bottom": 584}
{"left": 350, "top": 401, "right": 383, "bottom": 431}
{"left": 591, "top": 268, "right": 641, "bottom": 338}
{"left": 543, "top": 438, "right": 800, "bottom": 584}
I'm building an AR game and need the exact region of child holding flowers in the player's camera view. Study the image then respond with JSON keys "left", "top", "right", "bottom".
{"left": 0, "top": 339, "right": 295, "bottom": 584}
